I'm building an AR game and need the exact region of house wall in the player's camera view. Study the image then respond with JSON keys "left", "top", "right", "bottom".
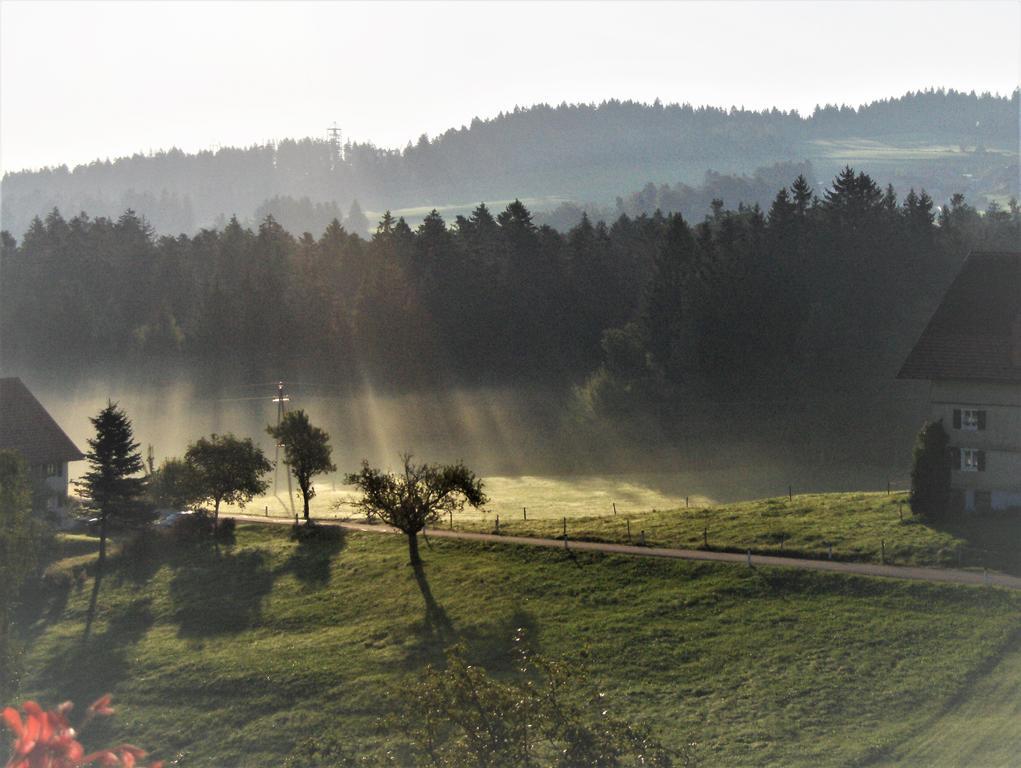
{"left": 32, "top": 461, "right": 71, "bottom": 510}
{"left": 930, "top": 380, "right": 1021, "bottom": 509}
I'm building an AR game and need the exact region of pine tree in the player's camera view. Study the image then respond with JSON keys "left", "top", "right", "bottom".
{"left": 76, "top": 402, "right": 148, "bottom": 639}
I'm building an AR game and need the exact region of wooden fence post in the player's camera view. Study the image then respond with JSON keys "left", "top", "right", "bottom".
{"left": 627, "top": 519, "right": 632, "bottom": 543}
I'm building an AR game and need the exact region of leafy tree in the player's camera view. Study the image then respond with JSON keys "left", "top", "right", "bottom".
{"left": 346, "top": 455, "right": 486, "bottom": 565}
{"left": 148, "top": 456, "right": 202, "bottom": 510}
{"left": 184, "top": 434, "right": 272, "bottom": 522}
{"left": 388, "top": 633, "right": 678, "bottom": 767}
{"left": 267, "top": 410, "right": 336, "bottom": 523}
{"left": 910, "top": 420, "right": 952, "bottom": 519}
{"left": 0, "top": 450, "right": 49, "bottom": 699}
{"left": 75, "top": 402, "right": 149, "bottom": 639}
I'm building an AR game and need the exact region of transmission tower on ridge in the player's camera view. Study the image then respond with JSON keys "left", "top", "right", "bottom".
{"left": 328, "top": 122, "right": 343, "bottom": 165}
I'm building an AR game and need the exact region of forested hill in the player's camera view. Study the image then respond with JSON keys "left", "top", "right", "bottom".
{"left": 2, "top": 88, "right": 1018, "bottom": 238}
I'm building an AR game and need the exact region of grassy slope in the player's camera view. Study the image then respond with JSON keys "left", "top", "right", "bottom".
{"left": 873, "top": 637, "right": 1021, "bottom": 767}
{"left": 458, "top": 493, "right": 1021, "bottom": 574}
{"left": 17, "top": 525, "right": 1021, "bottom": 767}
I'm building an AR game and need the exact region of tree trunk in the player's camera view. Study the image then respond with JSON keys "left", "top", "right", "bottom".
{"left": 407, "top": 530, "right": 421, "bottom": 566}
{"left": 83, "top": 514, "right": 107, "bottom": 642}
{"left": 214, "top": 498, "right": 220, "bottom": 524}
{"left": 303, "top": 493, "right": 310, "bottom": 523}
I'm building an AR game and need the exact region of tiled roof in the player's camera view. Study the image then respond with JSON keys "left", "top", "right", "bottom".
{"left": 0, "top": 377, "right": 85, "bottom": 465}
{"left": 898, "top": 251, "right": 1021, "bottom": 383}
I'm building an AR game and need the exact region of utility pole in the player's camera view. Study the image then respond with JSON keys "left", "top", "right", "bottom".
{"left": 328, "top": 122, "right": 343, "bottom": 166}
{"left": 272, "top": 381, "right": 294, "bottom": 513}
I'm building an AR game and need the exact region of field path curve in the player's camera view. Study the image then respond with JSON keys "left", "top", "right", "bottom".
{"left": 226, "top": 513, "right": 1021, "bottom": 591}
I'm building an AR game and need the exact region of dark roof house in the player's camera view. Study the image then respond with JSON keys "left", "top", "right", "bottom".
{"left": 898, "top": 251, "right": 1021, "bottom": 383}
{"left": 0, "top": 377, "right": 85, "bottom": 465}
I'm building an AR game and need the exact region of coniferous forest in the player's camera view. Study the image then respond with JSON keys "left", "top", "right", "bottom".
{"left": 2, "top": 89, "right": 1018, "bottom": 238}
{"left": 3, "top": 167, "right": 1019, "bottom": 466}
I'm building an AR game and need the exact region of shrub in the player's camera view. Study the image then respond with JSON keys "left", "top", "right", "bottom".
{"left": 910, "top": 420, "right": 951, "bottom": 519}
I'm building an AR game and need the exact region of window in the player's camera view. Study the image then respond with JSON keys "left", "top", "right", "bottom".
{"left": 953, "top": 408, "right": 987, "bottom": 431}
{"left": 961, "top": 448, "right": 986, "bottom": 472}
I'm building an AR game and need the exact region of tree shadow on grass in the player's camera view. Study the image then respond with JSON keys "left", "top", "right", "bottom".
{"left": 402, "top": 557, "right": 541, "bottom": 673}
{"left": 37, "top": 597, "right": 155, "bottom": 706}
{"left": 277, "top": 524, "right": 347, "bottom": 589}
{"left": 168, "top": 547, "right": 274, "bottom": 637}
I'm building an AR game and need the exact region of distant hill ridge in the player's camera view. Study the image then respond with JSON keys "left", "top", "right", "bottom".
{"left": 2, "top": 87, "right": 1018, "bottom": 237}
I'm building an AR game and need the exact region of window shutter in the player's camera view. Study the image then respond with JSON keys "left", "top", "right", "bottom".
{"left": 978, "top": 410, "right": 987, "bottom": 430}
{"left": 953, "top": 409, "right": 961, "bottom": 429}
{"left": 977, "top": 450, "right": 986, "bottom": 472}
{"left": 949, "top": 447, "right": 961, "bottom": 469}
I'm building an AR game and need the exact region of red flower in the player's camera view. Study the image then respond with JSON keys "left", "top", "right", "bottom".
{"left": 2, "top": 697, "right": 160, "bottom": 768}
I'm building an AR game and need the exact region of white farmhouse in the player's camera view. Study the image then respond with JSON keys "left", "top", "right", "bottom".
{"left": 898, "top": 251, "right": 1021, "bottom": 512}
{"left": 0, "top": 376, "right": 85, "bottom": 510}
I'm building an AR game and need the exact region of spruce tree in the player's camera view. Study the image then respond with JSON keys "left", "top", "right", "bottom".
{"left": 76, "top": 402, "right": 148, "bottom": 639}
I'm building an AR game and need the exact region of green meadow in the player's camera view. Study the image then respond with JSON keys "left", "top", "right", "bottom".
{"left": 13, "top": 520, "right": 1021, "bottom": 767}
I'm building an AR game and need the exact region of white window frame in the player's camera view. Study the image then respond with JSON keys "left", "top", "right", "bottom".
{"left": 961, "top": 409, "right": 980, "bottom": 431}
{"left": 961, "top": 448, "right": 980, "bottom": 472}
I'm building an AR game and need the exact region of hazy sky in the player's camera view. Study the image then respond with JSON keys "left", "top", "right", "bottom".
{"left": 2, "top": 0, "right": 1019, "bottom": 173}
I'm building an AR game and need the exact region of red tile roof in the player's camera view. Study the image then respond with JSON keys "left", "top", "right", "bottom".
{"left": 898, "top": 251, "right": 1021, "bottom": 383}
{"left": 0, "top": 377, "right": 85, "bottom": 465}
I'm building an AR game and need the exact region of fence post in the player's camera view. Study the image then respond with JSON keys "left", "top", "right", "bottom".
{"left": 639, "top": 530, "right": 645, "bottom": 546}
{"left": 686, "top": 496, "right": 689, "bottom": 508}
{"left": 449, "top": 510, "right": 453, "bottom": 530}
{"left": 779, "top": 533, "right": 784, "bottom": 552}
{"left": 984, "top": 568, "right": 990, "bottom": 586}
{"left": 827, "top": 543, "right": 833, "bottom": 560}
{"left": 747, "top": 549, "right": 752, "bottom": 567}
{"left": 563, "top": 517, "right": 567, "bottom": 549}
{"left": 265, "top": 505, "right": 268, "bottom": 517}
{"left": 703, "top": 526, "right": 708, "bottom": 548}
{"left": 523, "top": 506, "right": 527, "bottom": 520}
{"left": 881, "top": 539, "right": 885, "bottom": 564}
{"left": 887, "top": 480, "right": 891, "bottom": 495}
{"left": 495, "top": 515, "right": 499, "bottom": 534}
{"left": 613, "top": 502, "right": 617, "bottom": 516}
{"left": 626, "top": 519, "right": 632, "bottom": 543}
{"left": 788, "top": 485, "right": 793, "bottom": 502}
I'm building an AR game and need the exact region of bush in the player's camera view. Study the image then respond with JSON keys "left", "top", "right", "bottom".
{"left": 170, "top": 510, "right": 215, "bottom": 542}
{"left": 910, "top": 420, "right": 951, "bottom": 519}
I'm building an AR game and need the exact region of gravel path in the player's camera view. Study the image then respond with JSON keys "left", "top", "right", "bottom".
{"left": 226, "top": 513, "right": 1021, "bottom": 590}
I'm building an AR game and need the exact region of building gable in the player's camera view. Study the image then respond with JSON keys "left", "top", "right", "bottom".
{"left": 898, "top": 251, "right": 1021, "bottom": 383}
{"left": 0, "top": 377, "right": 85, "bottom": 465}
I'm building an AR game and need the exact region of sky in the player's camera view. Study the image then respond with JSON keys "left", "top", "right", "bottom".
{"left": 1, "top": 0, "right": 1019, "bottom": 174}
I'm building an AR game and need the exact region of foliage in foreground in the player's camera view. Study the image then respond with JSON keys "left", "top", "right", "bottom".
{"left": 386, "top": 633, "right": 681, "bottom": 768}
{"left": 0, "top": 451, "right": 51, "bottom": 701}
{"left": 2, "top": 694, "right": 161, "bottom": 768}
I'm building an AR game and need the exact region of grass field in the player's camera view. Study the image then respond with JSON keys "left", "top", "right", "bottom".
{"left": 13, "top": 523, "right": 1021, "bottom": 767}
{"left": 456, "top": 492, "right": 1021, "bottom": 574}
